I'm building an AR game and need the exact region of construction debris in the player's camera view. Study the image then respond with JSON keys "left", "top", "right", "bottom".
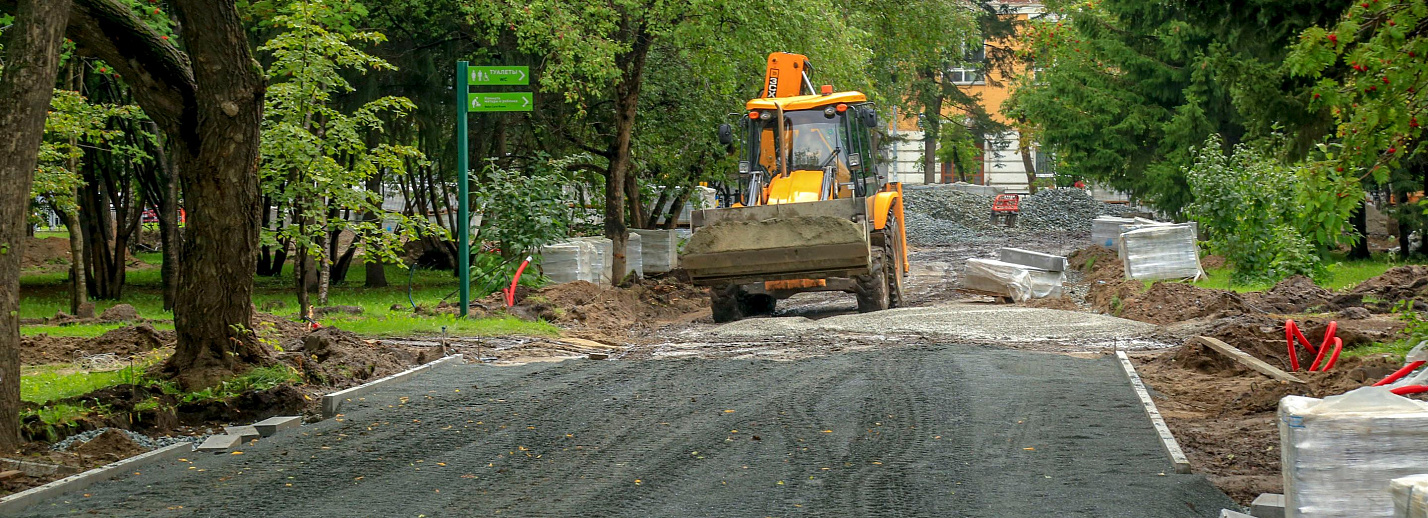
{"left": 962, "top": 258, "right": 1065, "bottom": 302}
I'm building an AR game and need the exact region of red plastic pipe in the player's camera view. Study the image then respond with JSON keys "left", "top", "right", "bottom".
{"left": 1286, "top": 321, "right": 1301, "bottom": 371}
{"left": 1391, "top": 385, "right": 1428, "bottom": 396}
{"left": 1308, "top": 321, "right": 1339, "bottom": 372}
{"left": 1322, "top": 337, "right": 1343, "bottom": 372}
{"left": 1375, "top": 360, "right": 1427, "bottom": 387}
{"left": 1288, "top": 319, "right": 1316, "bottom": 355}
{"left": 505, "top": 256, "right": 532, "bottom": 308}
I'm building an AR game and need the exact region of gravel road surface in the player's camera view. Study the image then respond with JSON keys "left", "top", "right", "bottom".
{"left": 18, "top": 346, "right": 1234, "bottom": 517}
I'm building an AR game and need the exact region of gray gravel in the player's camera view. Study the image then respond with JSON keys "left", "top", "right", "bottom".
{"left": 16, "top": 351, "right": 1234, "bottom": 517}
{"left": 51, "top": 428, "right": 206, "bottom": 452}
{"left": 903, "top": 186, "right": 1134, "bottom": 246}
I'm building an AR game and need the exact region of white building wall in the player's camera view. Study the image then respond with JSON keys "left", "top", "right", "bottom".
{"left": 886, "top": 130, "right": 931, "bottom": 185}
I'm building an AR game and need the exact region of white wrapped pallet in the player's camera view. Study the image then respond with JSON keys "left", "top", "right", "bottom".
{"left": 962, "top": 258, "right": 1065, "bottom": 302}
{"left": 572, "top": 236, "right": 613, "bottom": 285}
{"left": 1279, "top": 388, "right": 1428, "bottom": 518}
{"left": 632, "top": 229, "right": 677, "bottom": 274}
{"left": 1092, "top": 216, "right": 1135, "bottom": 249}
{"left": 624, "top": 231, "right": 643, "bottom": 279}
{"left": 1118, "top": 223, "right": 1204, "bottom": 281}
{"left": 539, "top": 241, "right": 592, "bottom": 284}
{"left": 1391, "top": 474, "right": 1428, "bottom": 518}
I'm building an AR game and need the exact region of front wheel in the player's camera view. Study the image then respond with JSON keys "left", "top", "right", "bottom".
{"left": 711, "top": 285, "right": 744, "bottom": 323}
{"left": 856, "top": 251, "right": 891, "bottom": 313}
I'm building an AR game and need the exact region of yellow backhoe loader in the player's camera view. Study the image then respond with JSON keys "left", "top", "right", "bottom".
{"left": 680, "top": 52, "right": 909, "bottom": 322}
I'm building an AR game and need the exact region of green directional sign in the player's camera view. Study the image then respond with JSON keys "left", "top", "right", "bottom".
{"left": 469, "top": 92, "right": 533, "bottom": 112}
{"left": 469, "top": 66, "right": 529, "bottom": 85}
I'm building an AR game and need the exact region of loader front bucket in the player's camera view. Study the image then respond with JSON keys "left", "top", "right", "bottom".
{"left": 680, "top": 198, "right": 873, "bottom": 286}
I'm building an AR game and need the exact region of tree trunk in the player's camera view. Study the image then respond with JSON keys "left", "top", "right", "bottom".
{"left": 159, "top": 1, "right": 269, "bottom": 388}
{"left": 363, "top": 174, "right": 388, "bottom": 288}
{"left": 1020, "top": 139, "right": 1038, "bottom": 195}
{"left": 0, "top": 0, "right": 74, "bottom": 451}
{"left": 1348, "top": 200, "right": 1371, "bottom": 260}
{"left": 625, "top": 169, "right": 647, "bottom": 230}
{"left": 661, "top": 187, "right": 691, "bottom": 230}
{"left": 1399, "top": 190, "right": 1413, "bottom": 260}
{"left": 155, "top": 131, "right": 180, "bottom": 311}
{"left": 57, "top": 203, "right": 88, "bottom": 315}
{"left": 604, "top": 21, "right": 654, "bottom": 279}
{"left": 317, "top": 230, "right": 331, "bottom": 306}
{"left": 922, "top": 112, "right": 940, "bottom": 185}
{"left": 296, "top": 244, "right": 312, "bottom": 319}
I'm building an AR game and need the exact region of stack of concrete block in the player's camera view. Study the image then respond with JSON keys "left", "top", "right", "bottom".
{"left": 571, "top": 236, "right": 614, "bottom": 285}
{"left": 632, "top": 229, "right": 678, "bottom": 274}
{"left": 1392, "top": 474, "right": 1428, "bottom": 518}
{"left": 1280, "top": 388, "right": 1428, "bottom": 518}
{"left": 1118, "top": 223, "right": 1203, "bottom": 281}
{"left": 539, "top": 240, "right": 595, "bottom": 284}
{"left": 964, "top": 249, "right": 1067, "bottom": 302}
{"left": 1092, "top": 216, "right": 1136, "bottom": 250}
{"left": 624, "top": 232, "right": 643, "bottom": 279}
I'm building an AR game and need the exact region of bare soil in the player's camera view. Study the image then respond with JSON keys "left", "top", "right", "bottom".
{"left": 22, "top": 237, "right": 70, "bottom": 269}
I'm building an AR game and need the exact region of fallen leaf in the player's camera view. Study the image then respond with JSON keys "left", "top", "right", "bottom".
{"left": 1023, "top": 447, "right": 1035, "bottom": 451}
{"left": 724, "top": 409, "right": 735, "bottom": 413}
{"left": 231, "top": 452, "right": 244, "bottom": 455}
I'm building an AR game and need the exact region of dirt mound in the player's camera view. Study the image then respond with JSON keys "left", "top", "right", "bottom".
{"left": 22, "top": 237, "right": 69, "bottom": 268}
{"left": 506, "top": 279, "right": 709, "bottom": 334}
{"left": 279, "top": 327, "right": 425, "bottom": 388}
{"left": 99, "top": 304, "right": 139, "bottom": 322}
{"left": 1118, "top": 282, "right": 1253, "bottom": 325}
{"left": 1200, "top": 255, "right": 1226, "bottom": 270}
{"left": 1246, "top": 275, "right": 1332, "bottom": 314}
{"left": 69, "top": 428, "right": 149, "bottom": 461}
{"left": 1068, "top": 245, "right": 1118, "bottom": 274}
{"left": 21, "top": 324, "right": 174, "bottom": 364}
{"left": 1330, "top": 265, "right": 1428, "bottom": 313}
{"left": 1023, "top": 296, "right": 1080, "bottom": 311}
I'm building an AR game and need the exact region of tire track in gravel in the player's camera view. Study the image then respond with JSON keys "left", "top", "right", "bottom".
{"left": 17, "top": 347, "right": 1236, "bottom": 518}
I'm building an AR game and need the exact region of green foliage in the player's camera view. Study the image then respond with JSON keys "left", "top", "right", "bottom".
{"left": 33, "top": 89, "right": 147, "bottom": 221}
{"left": 1185, "top": 135, "right": 1323, "bottom": 282}
{"left": 21, "top": 359, "right": 158, "bottom": 405}
{"left": 1287, "top": 0, "right": 1428, "bottom": 181}
{"left": 258, "top": 0, "right": 431, "bottom": 270}
{"left": 1396, "top": 300, "right": 1428, "bottom": 349}
{"left": 936, "top": 122, "right": 984, "bottom": 182}
{"left": 473, "top": 154, "right": 582, "bottom": 258}
{"left": 1008, "top": 0, "right": 1348, "bottom": 214}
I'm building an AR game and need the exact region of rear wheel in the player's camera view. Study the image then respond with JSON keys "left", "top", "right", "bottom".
{"left": 744, "top": 293, "right": 777, "bottom": 316}
{"left": 884, "top": 209, "right": 904, "bottom": 309}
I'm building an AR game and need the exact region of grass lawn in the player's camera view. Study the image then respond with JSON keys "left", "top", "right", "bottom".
{"left": 20, "top": 254, "right": 557, "bottom": 338}
{"left": 1191, "top": 252, "right": 1423, "bottom": 293}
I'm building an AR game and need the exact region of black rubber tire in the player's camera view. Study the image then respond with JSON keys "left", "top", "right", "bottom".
{"left": 743, "top": 294, "right": 777, "bottom": 316}
{"left": 711, "top": 285, "right": 744, "bottom": 323}
{"left": 1006, "top": 213, "right": 1018, "bottom": 227}
{"left": 884, "top": 209, "right": 904, "bottom": 309}
{"left": 856, "top": 251, "right": 890, "bottom": 313}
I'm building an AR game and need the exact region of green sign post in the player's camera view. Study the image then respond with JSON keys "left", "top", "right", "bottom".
{"left": 456, "top": 61, "right": 533, "bottom": 317}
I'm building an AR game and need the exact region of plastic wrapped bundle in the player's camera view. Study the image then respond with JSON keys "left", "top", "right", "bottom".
{"left": 962, "top": 258, "right": 1065, "bottom": 302}
{"left": 539, "top": 241, "right": 593, "bottom": 284}
{"left": 1391, "top": 474, "right": 1428, "bottom": 518}
{"left": 572, "top": 237, "right": 613, "bottom": 284}
{"left": 1118, "top": 223, "right": 1204, "bottom": 281}
{"left": 1279, "top": 388, "right": 1428, "bottom": 517}
{"left": 624, "top": 231, "right": 643, "bottom": 279}
{"left": 1092, "top": 216, "right": 1135, "bottom": 250}
{"left": 632, "top": 229, "right": 677, "bottom": 274}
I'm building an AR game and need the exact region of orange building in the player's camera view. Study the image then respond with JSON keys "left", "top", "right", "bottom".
{"left": 887, "top": 0, "right": 1049, "bottom": 192}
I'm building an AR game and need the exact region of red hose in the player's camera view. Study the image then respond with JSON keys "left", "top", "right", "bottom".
{"left": 1286, "top": 321, "right": 1301, "bottom": 371}
{"left": 1391, "top": 385, "right": 1428, "bottom": 396}
{"left": 1322, "top": 337, "right": 1343, "bottom": 372}
{"left": 505, "top": 256, "right": 532, "bottom": 308}
{"left": 1375, "top": 360, "right": 1427, "bottom": 387}
{"left": 1308, "top": 321, "right": 1339, "bottom": 372}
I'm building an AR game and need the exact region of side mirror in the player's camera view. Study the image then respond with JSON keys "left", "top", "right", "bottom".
{"left": 859, "top": 109, "right": 879, "bottom": 128}
{"left": 718, "top": 123, "right": 734, "bottom": 146}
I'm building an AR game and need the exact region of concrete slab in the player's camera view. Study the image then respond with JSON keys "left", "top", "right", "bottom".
{"left": 0, "top": 470, "right": 23, "bottom": 481}
{"left": 225, "top": 425, "right": 261, "bottom": 442}
{"left": 321, "top": 354, "right": 464, "bottom": 417}
{"left": 196, "top": 434, "right": 242, "bottom": 452}
{"left": 1250, "top": 493, "right": 1285, "bottom": 518}
{"left": 1116, "top": 351, "right": 1192, "bottom": 474}
{"left": 1220, "top": 510, "right": 1254, "bottom": 518}
{"left": 0, "top": 458, "right": 80, "bottom": 478}
{"left": 998, "top": 247, "right": 1068, "bottom": 272}
{"left": 253, "top": 416, "right": 302, "bottom": 437}
{"left": 0, "top": 442, "right": 192, "bottom": 514}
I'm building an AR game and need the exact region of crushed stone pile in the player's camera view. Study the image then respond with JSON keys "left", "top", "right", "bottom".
{"left": 902, "top": 185, "right": 1133, "bottom": 246}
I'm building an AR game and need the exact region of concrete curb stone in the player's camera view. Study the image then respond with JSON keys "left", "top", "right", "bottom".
{"left": 1115, "top": 351, "right": 1192, "bottom": 474}
{"left": 0, "top": 442, "right": 193, "bottom": 514}
{"left": 321, "top": 354, "right": 465, "bottom": 417}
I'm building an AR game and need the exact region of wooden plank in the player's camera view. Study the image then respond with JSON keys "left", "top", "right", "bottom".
{"left": 1189, "top": 336, "right": 1305, "bottom": 384}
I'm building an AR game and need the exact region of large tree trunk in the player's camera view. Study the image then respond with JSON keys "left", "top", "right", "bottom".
{"left": 604, "top": 21, "right": 653, "bottom": 279}
{"left": 56, "top": 202, "right": 89, "bottom": 315}
{"left": 922, "top": 108, "right": 941, "bottom": 185}
{"left": 1020, "top": 139, "right": 1038, "bottom": 195}
{"left": 159, "top": 2, "right": 268, "bottom": 388}
{"left": 0, "top": 0, "right": 74, "bottom": 451}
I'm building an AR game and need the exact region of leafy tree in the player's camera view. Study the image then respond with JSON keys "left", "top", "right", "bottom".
{"left": 472, "top": 155, "right": 584, "bottom": 261}
{"left": 258, "top": 0, "right": 427, "bottom": 315}
{"left": 1008, "top": 0, "right": 1350, "bottom": 214}
{"left": 1287, "top": 0, "right": 1428, "bottom": 256}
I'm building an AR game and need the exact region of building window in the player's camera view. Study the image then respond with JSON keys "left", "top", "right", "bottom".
{"left": 948, "top": 68, "right": 982, "bottom": 85}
